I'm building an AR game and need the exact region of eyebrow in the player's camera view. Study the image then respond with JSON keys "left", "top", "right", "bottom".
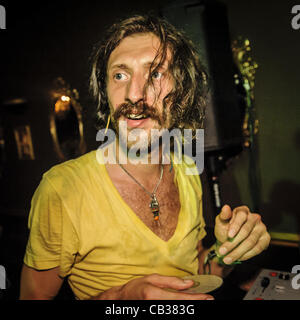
{"left": 109, "top": 63, "right": 129, "bottom": 71}
{"left": 109, "top": 61, "right": 167, "bottom": 72}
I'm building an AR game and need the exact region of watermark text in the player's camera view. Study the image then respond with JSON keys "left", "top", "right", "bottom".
{"left": 0, "top": 5, "right": 6, "bottom": 30}
{"left": 0, "top": 265, "right": 6, "bottom": 290}
{"left": 291, "top": 265, "right": 300, "bottom": 290}
{"left": 291, "top": 5, "right": 300, "bottom": 30}
{"left": 96, "top": 122, "right": 204, "bottom": 175}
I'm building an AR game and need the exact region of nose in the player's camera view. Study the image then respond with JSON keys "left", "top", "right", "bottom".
{"left": 126, "top": 73, "right": 145, "bottom": 105}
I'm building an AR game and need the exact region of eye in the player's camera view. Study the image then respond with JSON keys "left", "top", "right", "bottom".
{"left": 152, "top": 71, "right": 163, "bottom": 80}
{"left": 113, "top": 73, "right": 128, "bottom": 81}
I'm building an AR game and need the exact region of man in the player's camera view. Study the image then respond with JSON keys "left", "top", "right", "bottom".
{"left": 20, "top": 15, "right": 270, "bottom": 300}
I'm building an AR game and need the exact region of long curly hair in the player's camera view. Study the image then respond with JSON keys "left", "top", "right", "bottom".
{"left": 90, "top": 14, "right": 208, "bottom": 134}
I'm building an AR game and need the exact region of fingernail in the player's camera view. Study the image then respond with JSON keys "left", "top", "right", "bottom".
{"left": 206, "top": 297, "right": 215, "bottom": 300}
{"left": 183, "top": 279, "right": 193, "bottom": 284}
{"left": 228, "top": 229, "right": 235, "bottom": 238}
{"left": 223, "top": 257, "right": 233, "bottom": 265}
{"left": 219, "top": 247, "right": 227, "bottom": 255}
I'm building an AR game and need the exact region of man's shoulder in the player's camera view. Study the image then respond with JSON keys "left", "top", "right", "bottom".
{"left": 42, "top": 150, "right": 99, "bottom": 188}
{"left": 174, "top": 153, "right": 201, "bottom": 179}
{"left": 173, "top": 153, "right": 202, "bottom": 198}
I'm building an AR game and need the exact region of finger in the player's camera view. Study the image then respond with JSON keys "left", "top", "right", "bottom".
{"left": 222, "top": 223, "right": 267, "bottom": 264}
{"left": 147, "top": 285, "right": 214, "bottom": 300}
{"left": 215, "top": 205, "right": 233, "bottom": 243}
{"left": 218, "top": 214, "right": 261, "bottom": 256}
{"left": 218, "top": 205, "right": 233, "bottom": 222}
{"left": 238, "top": 232, "right": 271, "bottom": 261}
{"left": 146, "top": 274, "right": 195, "bottom": 291}
{"left": 227, "top": 206, "right": 250, "bottom": 238}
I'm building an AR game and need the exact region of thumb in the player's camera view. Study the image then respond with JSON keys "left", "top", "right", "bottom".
{"left": 219, "top": 205, "right": 233, "bottom": 223}
{"left": 148, "top": 274, "right": 194, "bottom": 290}
{"left": 215, "top": 205, "right": 232, "bottom": 244}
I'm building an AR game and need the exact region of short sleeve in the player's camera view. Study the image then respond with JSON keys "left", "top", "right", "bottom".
{"left": 23, "top": 175, "right": 78, "bottom": 277}
{"left": 24, "top": 177, "right": 63, "bottom": 270}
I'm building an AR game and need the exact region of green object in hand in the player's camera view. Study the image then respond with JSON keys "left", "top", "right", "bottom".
{"left": 215, "top": 240, "right": 242, "bottom": 266}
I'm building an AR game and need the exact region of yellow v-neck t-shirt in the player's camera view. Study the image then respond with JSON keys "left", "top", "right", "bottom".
{"left": 24, "top": 150, "right": 206, "bottom": 300}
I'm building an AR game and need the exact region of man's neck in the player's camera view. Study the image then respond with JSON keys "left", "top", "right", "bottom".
{"left": 115, "top": 139, "right": 162, "bottom": 177}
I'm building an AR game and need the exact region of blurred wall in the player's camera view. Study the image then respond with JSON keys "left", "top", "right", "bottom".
{"left": 221, "top": 0, "right": 300, "bottom": 237}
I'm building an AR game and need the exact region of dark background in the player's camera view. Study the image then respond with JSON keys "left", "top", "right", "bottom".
{"left": 0, "top": 0, "right": 299, "bottom": 299}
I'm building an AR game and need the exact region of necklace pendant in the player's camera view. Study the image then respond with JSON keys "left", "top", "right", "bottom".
{"left": 149, "top": 194, "right": 160, "bottom": 221}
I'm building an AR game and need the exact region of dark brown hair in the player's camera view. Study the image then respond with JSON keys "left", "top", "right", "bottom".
{"left": 90, "top": 14, "right": 208, "bottom": 132}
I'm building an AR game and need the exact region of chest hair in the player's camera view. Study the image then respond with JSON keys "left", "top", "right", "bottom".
{"left": 113, "top": 170, "right": 181, "bottom": 241}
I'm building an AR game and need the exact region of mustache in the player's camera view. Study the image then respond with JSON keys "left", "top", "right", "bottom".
{"left": 112, "top": 102, "right": 162, "bottom": 125}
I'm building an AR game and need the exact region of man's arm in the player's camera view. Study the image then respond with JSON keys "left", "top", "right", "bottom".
{"left": 20, "top": 265, "right": 214, "bottom": 300}
{"left": 19, "top": 264, "right": 64, "bottom": 300}
{"left": 91, "top": 274, "right": 215, "bottom": 300}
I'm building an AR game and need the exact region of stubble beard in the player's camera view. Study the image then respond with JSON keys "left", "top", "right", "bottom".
{"left": 110, "top": 101, "right": 171, "bottom": 157}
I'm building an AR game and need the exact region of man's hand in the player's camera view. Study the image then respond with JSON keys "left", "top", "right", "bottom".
{"left": 214, "top": 205, "right": 271, "bottom": 265}
{"left": 95, "top": 274, "right": 214, "bottom": 300}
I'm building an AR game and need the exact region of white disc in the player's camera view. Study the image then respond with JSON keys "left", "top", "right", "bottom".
{"left": 180, "top": 275, "right": 223, "bottom": 293}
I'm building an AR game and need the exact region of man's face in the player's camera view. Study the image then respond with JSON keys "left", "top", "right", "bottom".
{"left": 106, "top": 33, "right": 174, "bottom": 150}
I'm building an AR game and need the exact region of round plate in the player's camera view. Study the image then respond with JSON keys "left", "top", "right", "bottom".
{"left": 179, "top": 275, "right": 223, "bottom": 294}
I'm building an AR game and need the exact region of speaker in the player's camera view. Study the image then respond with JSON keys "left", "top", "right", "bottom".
{"left": 161, "top": 0, "right": 244, "bottom": 155}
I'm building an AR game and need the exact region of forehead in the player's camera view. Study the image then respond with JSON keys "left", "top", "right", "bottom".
{"left": 107, "top": 33, "right": 170, "bottom": 70}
